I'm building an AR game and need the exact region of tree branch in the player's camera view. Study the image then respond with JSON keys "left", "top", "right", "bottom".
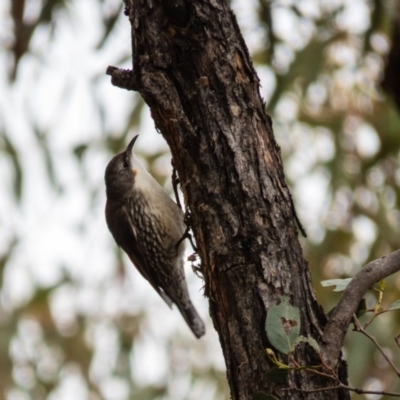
{"left": 106, "top": 66, "right": 139, "bottom": 91}
{"left": 321, "top": 249, "right": 400, "bottom": 367}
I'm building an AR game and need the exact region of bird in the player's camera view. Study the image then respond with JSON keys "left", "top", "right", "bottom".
{"left": 104, "top": 135, "right": 205, "bottom": 339}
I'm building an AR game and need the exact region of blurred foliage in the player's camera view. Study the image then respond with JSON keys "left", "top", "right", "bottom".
{"left": 1, "top": 0, "right": 400, "bottom": 399}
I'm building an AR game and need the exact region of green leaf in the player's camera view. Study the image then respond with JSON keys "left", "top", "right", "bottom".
{"left": 252, "top": 392, "right": 280, "bottom": 400}
{"left": 388, "top": 300, "right": 400, "bottom": 311}
{"left": 265, "top": 367, "right": 289, "bottom": 384}
{"left": 265, "top": 296, "right": 301, "bottom": 354}
{"left": 321, "top": 278, "right": 352, "bottom": 292}
{"left": 293, "top": 335, "right": 320, "bottom": 354}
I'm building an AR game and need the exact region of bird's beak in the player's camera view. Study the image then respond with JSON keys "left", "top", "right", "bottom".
{"left": 124, "top": 135, "right": 139, "bottom": 165}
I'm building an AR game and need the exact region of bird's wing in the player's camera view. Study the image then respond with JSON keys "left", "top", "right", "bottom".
{"left": 106, "top": 203, "right": 173, "bottom": 308}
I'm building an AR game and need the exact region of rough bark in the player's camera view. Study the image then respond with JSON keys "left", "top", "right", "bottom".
{"left": 109, "top": 0, "right": 350, "bottom": 398}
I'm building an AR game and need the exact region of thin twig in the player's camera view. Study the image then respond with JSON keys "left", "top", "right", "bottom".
{"left": 283, "top": 385, "right": 343, "bottom": 394}
{"left": 175, "top": 211, "right": 198, "bottom": 252}
{"left": 353, "top": 315, "right": 400, "bottom": 378}
{"left": 361, "top": 286, "right": 385, "bottom": 329}
{"left": 288, "top": 193, "right": 307, "bottom": 238}
{"left": 395, "top": 334, "right": 400, "bottom": 349}
{"left": 171, "top": 164, "right": 182, "bottom": 209}
{"left": 285, "top": 384, "right": 400, "bottom": 397}
{"left": 286, "top": 350, "right": 400, "bottom": 398}
{"left": 303, "top": 367, "right": 338, "bottom": 381}
{"left": 363, "top": 308, "right": 394, "bottom": 330}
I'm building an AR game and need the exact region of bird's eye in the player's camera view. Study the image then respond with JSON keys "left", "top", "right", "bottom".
{"left": 122, "top": 161, "right": 129, "bottom": 169}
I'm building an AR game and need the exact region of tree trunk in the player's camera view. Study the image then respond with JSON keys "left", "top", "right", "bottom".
{"left": 109, "top": 0, "right": 349, "bottom": 398}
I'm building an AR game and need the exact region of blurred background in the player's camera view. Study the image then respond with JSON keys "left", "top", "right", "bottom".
{"left": 1, "top": 0, "right": 400, "bottom": 399}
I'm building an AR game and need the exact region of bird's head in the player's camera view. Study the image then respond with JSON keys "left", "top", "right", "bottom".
{"left": 105, "top": 135, "right": 139, "bottom": 201}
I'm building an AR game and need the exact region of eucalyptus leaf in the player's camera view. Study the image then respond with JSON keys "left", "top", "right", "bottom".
{"left": 388, "top": 300, "right": 400, "bottom": 311}
{"left": 293, "top": 335, "right": 320, "bottom": 354}
{"left": 321, "top": 278, "right": 352, "bottom": 292}
{"left": 265, "top": 367, "right": 289, "bottom": 384}
{"left": 265, "top": 296, "right": 300, "bottom": 354}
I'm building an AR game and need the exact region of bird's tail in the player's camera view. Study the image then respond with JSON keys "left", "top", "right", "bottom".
{"left": 176, "top": 301, "right": 206, "bottom": 339}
